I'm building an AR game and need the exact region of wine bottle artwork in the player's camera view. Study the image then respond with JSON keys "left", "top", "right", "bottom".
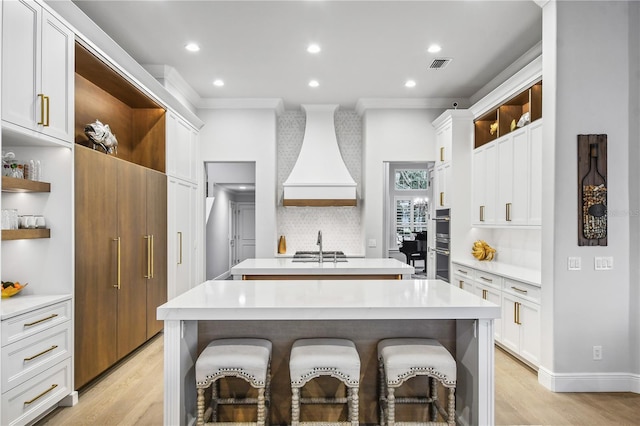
{"left": 578, "top": 135, "right": 607, "bottom": 246}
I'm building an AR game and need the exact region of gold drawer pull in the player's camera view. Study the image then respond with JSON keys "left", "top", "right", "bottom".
{"left": 514, "top": 302, "right": 522, "bottom": 325}
{"left": 24, "top": 345, "right": 58, "bottom": 362}
{"left": 440, "top": 146, "right": 445, "bottom": 162}
{"left": 459, "top": 280, "right": 464, "bottom": 289}
{"left": 24, "top": 384, "right": 58, "bottom": 405}
{"left": 144, "top": 235, "right": 151, "bottom": 278}
{"left": 479, "top": 276, "right": 493, "bottom": 283}
{"left": 511, "top": 286, "right": 528, "bottom": 294}
{"left": 439, "top": 192, "right": 444, "bottom": 206}
{"left": 24, "top": 314, "right": 58, "bottom": 327}
{"left": 482, "top": 289, "right": 488, "bottom": 300}
{"left": 457, "top": 269, "right": 468, "bottom": 274}
{"left": 480, "top": 205, "right": 485, "bottom": 222}
{"left": 506, "top": 202, "right": 512, "bottom": 222}
{"left": 114, "top": 237, "right": 121, "bottom": 289}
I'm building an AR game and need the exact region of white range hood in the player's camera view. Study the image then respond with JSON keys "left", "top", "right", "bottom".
{"left": 283, "top": 104, "right": 357, "bottom": 206}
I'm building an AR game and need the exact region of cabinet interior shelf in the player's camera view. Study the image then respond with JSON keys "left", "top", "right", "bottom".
{"left": 1, "top": 228, "right": 51, "bottom": 241}
{"left": 474, "top": 81, "right": 542, "bottom": 148}
{"left": 1, "top": 176, "right": 51, "bottom": 192}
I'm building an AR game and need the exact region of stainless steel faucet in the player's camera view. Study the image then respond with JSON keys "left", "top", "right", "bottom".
{"left": 317, "top": 230, "right": 323, "bottom": 263}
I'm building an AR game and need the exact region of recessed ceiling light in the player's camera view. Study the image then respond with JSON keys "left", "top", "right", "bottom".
{"left": 427, "top": 44, "right": 442, "bottom": 54}
{"left": 239, "top": 186, "right": 247, "bottom": 190}
{"left": 185, "top": 43, "right": 200, "bottom": 52}
{"left": 307, "top": 43, "right": 321, "bottom": 54}
{"left": 309, "top": 80, "right": 319, "bottom": 88}
{"left": 405, "top": 80, "right": 416, "bottom": 88}
{"left": 213, "top": 79, "right": 224, "bottom": 87}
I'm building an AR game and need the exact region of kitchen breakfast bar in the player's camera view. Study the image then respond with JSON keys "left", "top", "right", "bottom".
{"left": 157, "top": 279, "right": 500, "bottom": 425}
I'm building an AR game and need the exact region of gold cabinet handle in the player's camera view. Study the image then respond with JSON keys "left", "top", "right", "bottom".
{"left": 480, "top": 205, "right": 485, "bottom": 222}
{"left": 506, "top": 202, "right": 512, "bottom": 222}
{"left": 479, "top": 276, "right": 493, "bottom": 283}
{"left": 511, "top": 286, "right": 528, "bottom": 294}
{"left": 37, "top": 94, "right": 46, "bottom": 125}
{"left": 440, "top": 146, "right": 445, "bottom": 162}
{"left": 24, "top": 345, "right": 58, "bottom": 362}
{"left": 44, "top": 95, "right": 50, "bottom": 126}
{"left": 150, "top": 234, "right": 154, "bottom": 278}
{"left": 24, "top": 314, "right": 58, "bottom": 328}
{"left": 144, "top": 235, "right": 151, "bottom": 279}
{"left": 177, "top": 232, "right": 183, "bottom": 265}
{"left": 457, "top": 269, "right": 468, "bottom": 275}
{"left": 113, "top": 237, "right": 121, "bottom": 289}
{"left": 482, "top": 289, "right": 488, "bottom": 300}
{"left": 24, "top": 384, "right": 58, "bottom": 405}
{"left": 440, "top": 192, "right": 444, "bottom": 206}
{"left": 514, "top": 302, "right": 522, "bottom": 325}
{"left": 459, "top": 280, "right": 464, "bottom": 289}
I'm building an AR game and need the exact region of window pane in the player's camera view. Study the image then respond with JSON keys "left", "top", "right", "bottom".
{"left": 413, "top": 202, "right": 427, "bottom": 223}
{"left": 395, "top": 169, "right": 428, "bottom": 190}
{"left": 396, "top": 199, "right": 411, "bottom": 225}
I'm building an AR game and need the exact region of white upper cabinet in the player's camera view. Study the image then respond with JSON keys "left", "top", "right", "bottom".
{"left": 472, "top": 142, "right": 497, "bottom": 225}
{"left": 2, "top": 0, "right": 74, "bottom": 144}
{"left": 436, "top": 122, "right": 452, "bottom": 165}
{"left": 497, "top": 127, "right": 529, "bottom": 225}
{"left": 166, "top": 112, "right": 198, "bottom": 183}
{"left": 527, "top": 120, "right": 543, "bottom": 225}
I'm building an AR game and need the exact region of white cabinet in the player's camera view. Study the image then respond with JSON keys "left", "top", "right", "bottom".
{"left": 451, "top": 263, "right": 474, "bottom": 293}
{"left": 168, "top": 177, "right": 198, "bottom": 299}
{"left": 497, "top": 127, "right": 529, "bottom": 225}
{"left": 451, "top": 262, "right": 540, "bottom": 367}
{"left": 434, "top": 162, "right": 451, "bottom": 209}
{"left": 472, "top": 120, "right": 542, "bottom": 227}
{"left": 471, "top": 142, "right": 497, "bottom": 225}
{"left": 436, "top": 122, "right": 452, "bottom": 165}
{"left": 1, "top": 0, "right": 74, "bottom": 144}
{"left": 501, "top": 279, "right": 541, "bottom": 367}
{"left": 1, "top": 298, "right": 73, "bottom": 426}
{"left": 166, "top": 112, "right": 198, "bottom": 183}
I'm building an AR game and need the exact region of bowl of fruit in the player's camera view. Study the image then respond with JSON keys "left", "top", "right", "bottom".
{"left": 1, "top": 281, "right": 27, "bottom": 298}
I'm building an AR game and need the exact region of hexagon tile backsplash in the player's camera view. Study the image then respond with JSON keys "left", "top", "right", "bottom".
{"left": 277, "top": 109, "right": 364, "bottom": 255}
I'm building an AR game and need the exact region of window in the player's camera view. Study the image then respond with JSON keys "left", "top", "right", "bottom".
{"left": 395, "top": 197, "right": 427, "bottom": 244}
{"left": 395, "top": 169, "right": 428, "bottom": 190}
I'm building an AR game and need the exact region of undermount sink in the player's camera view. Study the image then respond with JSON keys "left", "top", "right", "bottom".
{"left": 291, "top": 250, "right": 348, "bottom": 263}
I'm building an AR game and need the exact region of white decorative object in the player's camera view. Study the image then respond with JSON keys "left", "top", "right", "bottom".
{"left": 84, "top": 119, "right": 118, "bottom": 154}
{"left": 517, "top": 111, "right": 531, "bottom": 128}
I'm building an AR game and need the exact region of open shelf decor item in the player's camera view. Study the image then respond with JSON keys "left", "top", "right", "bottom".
{"left": 578, "top": 134, "right": 607, "bottom": 246}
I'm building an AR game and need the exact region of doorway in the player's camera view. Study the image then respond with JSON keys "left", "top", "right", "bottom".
{"left": 205, "top": 162, "right": 256, "bottom": 279}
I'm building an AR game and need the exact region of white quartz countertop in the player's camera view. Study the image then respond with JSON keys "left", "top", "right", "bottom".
{"left": 451, "top": 258, "right": 541, "bottom": 287}
{"left": 231, "top": 257, "right": 414, "bottom": 276}
{"left": 157, "top": 279, "right": 500, "bottom": 321}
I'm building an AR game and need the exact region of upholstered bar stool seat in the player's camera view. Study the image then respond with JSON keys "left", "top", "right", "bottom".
{"left": 378, "top": 338, "right": 457, "bottom": 426}
{"left": 289, "top": 338, "right": 360, "bottom": 426}
{"left": 196, "top": 338, "right": 272, "bottom": 426}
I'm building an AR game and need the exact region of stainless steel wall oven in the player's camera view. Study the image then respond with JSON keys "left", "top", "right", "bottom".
{"left": 433, "top": 209, "right": 450, "bottom": 282}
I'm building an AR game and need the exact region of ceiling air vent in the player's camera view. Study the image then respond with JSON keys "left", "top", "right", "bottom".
{"left": 429, "top": 58, "right": 452, "bottom": 70}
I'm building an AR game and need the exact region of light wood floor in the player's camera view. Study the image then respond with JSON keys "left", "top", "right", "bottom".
{"left": 40, "top": 334, "right": 640, "bottom": 425}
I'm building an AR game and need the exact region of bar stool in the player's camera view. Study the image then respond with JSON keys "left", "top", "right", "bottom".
{"left": 289, "top": 338, "right": 360, "bottom": 426}
{"left": 378, "top": 338, "right": 457, "bottom": 426}
{"left": 196, "top": 338, "right": 272, "bottom": 426}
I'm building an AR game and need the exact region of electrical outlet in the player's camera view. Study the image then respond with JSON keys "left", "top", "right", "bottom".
{"left": 593, "top": 345, "right": 602, "bottom": 360}
{"left": 568, "top": 257, "right": 581, "bottom": 270}
{"left": 368, "top": 239, "right": 377, "bottom": 248}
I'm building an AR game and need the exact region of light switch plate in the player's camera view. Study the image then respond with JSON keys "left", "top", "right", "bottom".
{"left": 368, "top": 239, "right": 377, "bottom": 248}
{"left": 568, "top": 257, "right": 581, "bottom": 270}
{"left": 594, "top": 256, "right": 613, "bottom": 270}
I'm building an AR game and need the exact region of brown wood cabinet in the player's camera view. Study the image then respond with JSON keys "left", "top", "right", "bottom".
{"left": 74, "top": 145, "right": 167, "bottom": 388}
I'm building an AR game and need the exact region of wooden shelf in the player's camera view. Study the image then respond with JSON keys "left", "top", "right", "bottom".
{"left": 474, "top": 81, "right": 542, "bottom": 148}
{"left": 1, "top": 176, "right": 51, "bottom": 192}
{"left": 1, "top": 228, "right": 51, "bottom": 241}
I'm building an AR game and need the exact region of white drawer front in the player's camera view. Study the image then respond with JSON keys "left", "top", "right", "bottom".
{"left": 1, "top": 300, "right": 71, "bottom": 347}
{"left": 2, "top": 322, "right": 71, "bottom": 391}
{"left": 474, "top": 271, "right": 502, "bottom": 290}
{"left": 1, "top": 358, "right": 72, "bottom": 426}
{"left": 503, "top": 278, "right": 541, "bottom": 304}
{"left": 451, "top": 263, "right": 475, "bottom": 280}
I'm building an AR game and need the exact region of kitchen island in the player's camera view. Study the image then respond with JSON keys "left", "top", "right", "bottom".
{"left": 157, "top": 279, "right": 500, "bottom": 425}
{"left": 231, "top": 257, "right": 415, "bottom": 280}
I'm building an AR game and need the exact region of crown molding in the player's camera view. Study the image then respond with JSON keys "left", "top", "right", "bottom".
{"left": 198, "top": 98, "right": 285, "bottom": 115}
{"left": 354, "top": 98, "right": 469, "bottom": 116}
{"left": 143, "top": 64, "right": 201, "bottom": 112}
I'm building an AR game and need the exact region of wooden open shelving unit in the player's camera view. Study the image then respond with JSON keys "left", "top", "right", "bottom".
{"left": 1, "top": 175, "right": 51, "bottom": 192}
{"left": 74, "top": 42, "right": 166, "bottom": 172}
{"left": 2, "top": 228, "right": 50, "bottom": 241}
{"left": 474, "top": 81, "right": 542, "bottom": 148}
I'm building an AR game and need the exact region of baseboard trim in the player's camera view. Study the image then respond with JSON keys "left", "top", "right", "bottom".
{"left": 538, "top": 366, "right": 640, "bottom": 393}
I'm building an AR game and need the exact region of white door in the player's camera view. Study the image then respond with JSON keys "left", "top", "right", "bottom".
{"left": 168, "top": 178, "right": 196, "bottom": 299}
{"left": 237, "top": 203, "right": 256, "bottom": 262}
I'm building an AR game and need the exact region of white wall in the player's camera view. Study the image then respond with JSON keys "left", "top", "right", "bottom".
{"left": 198, "top": 108, "right": 277, "bottom": 258}
{"left": 362, "top": 109, "right": 441, "bottom": 257}
{"left": 540, "top": 0, "right": 639, "bottom": 391}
